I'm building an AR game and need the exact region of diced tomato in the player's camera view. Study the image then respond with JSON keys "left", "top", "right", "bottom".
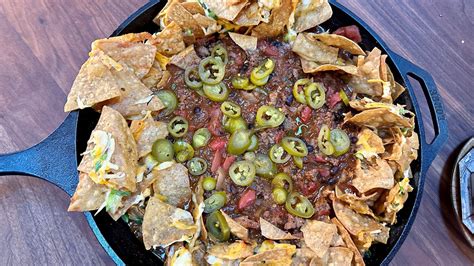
{"left": 260, "top": 41, "right": 279, "bottom": 57}
{"left": 274, "top": 130, "right": 285, "bottom": 143}
{"left": 238, "top": 189, "right": 256, "bottom": 210}
{"left": 311, "top": 154, "right": 327, "bottom": 163}
{"left": 211, "top": 149, "right": 223, "bottom": 173}
{"left": 333, "top": 25, "right": 362, "bottom": 43}
{"left": 302, "top": 182, "right": 318, "bottom": 196}
{"left": 208, "top": 107, "right": 223, "bottom": 136}
{"left": 318, "top": 167, "right": 331, "bottom": 177}
{"left": 222, "top": 155, "right": 236, "bottom": 171}
{"left": 317, "top": 208, "right": 331, "bottom": 216}
{"left": 327, "top": 92, "right": 341, "bottom": 108}
{"left": 300, "top": 106, "right": 312, "bottom": 123}
{"left": 209, "top": 137, "right": 227, "bottom": 151}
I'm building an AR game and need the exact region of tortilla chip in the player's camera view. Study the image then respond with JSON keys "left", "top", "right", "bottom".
{"left": 182, "top": 1, "right": 205, "bottom": 15}
{"left": 310, "top": 33, "right": 365, "bottom": 55}
{"left": 293, "top": 0, "right": 332, "bottom": 32}
{"left": 201, "top": 0, "right": 249, "bottom": 21}
{"left": 300, "top": 58, "right": 358, "bottom": 75}
{"left": 234, "top": 2, "right": 261, "bottom": 26}
{"left": 333, "top": 199, "right": 389, "bottom": 245}
{"left": 229, "top": 32, "right": 258, "bottom": 52}
{"left": 331, "top": 218, "right": 365, "bottom": 266}
{"left": 68, "top": 173, "right": 108, "bottom": 211}
{"left": 260, "top": 217, "right": 299, "bottom": 240}
{"left": 103, "top": 66, "right": 164, "bottom": 119}
{"left": 78, "top": 106, "right": 138, "bottom": 192}
{"left": 168, "top": 245, "right": 194, "bottom": 265}
{"left": 292, "top": 248, "right": 319, "bottom": 266}
{"left": 301, "top": 220, "right": 337, "bottom": 258}
{"left": 193, "top": 13, "right": 221, "bottom": 35}
{"left": 292, "top": 33, "right": 338, "bottom": 64}
{"left": 148, "top": 21, "right": 186, "bottom": 56}
{"left": 170, "top": 45, "right": 201, "bottom": 70}
{"left": 221, "top": 211, "right": 249, "bottom": 242}
{"left": 355, "top": 128, "right": 385, "bottom": 159}
{"left": 152, "top": 162, "right": 192, "bottom": 207}
{"left": 380, "top": 54, "right": 388, "bottom": 82}
{"left": 241, "top": 247, "right": 295, "bottom": 266}
{"left": 252, "top": 0, "right": 292, "bottom": 38}
{"left": 327, "top": 247, "right": 353, "bottom": 266}
{"left": 141, "top": 64, "right": 164, "bottom": 89}
{"left": 165, "top": 2, "right": 204, "bottom": 42}
{"left": 395, "top": 132, "right": 419, "bottom": 173}
{"left": 130, "top": 115, "right": 168, "bottom": 158}
{"left": 91, "top": 37, "right": 156, "bottom": 79}
{"left": 352, "top": 157, "right": 394, "bottom": 193}
{"left": 190, "top": 177, "right": 207, "bottom": 248}
{"left": 335, "top": 186, "right": 377, "bottom": 219}
{"left": 377, "top": 177, "right": 413, "bottom": 224}
{"left": 142, "top": 196, "right": 196, "bottom": 249}
{"left": 346, "top": 108, "right": 413, "bottom": 128}
{"left": 64, "top": 51, "right": 122, "bottom": 112}
{"left": 207, "top": 241, "right": 254, "bottom": 260}
{"left": 359, "top": 47, "right": 382, "bottom": 79}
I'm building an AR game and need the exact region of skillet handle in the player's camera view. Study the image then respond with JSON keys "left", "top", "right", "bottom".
{"left": 388, "top": 52, "right": 448, "bottom": 169}
{"left": 0, "top": 111, "right": 79, "bottom": 196}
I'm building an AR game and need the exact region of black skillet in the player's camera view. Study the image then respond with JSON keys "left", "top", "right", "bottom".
{"left": 0, "top": 0, "right": 448, "bottom": 265}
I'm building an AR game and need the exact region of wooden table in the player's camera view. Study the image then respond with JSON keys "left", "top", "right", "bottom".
{"left": 0, "top": 0, "right": 472, "bottom": 265}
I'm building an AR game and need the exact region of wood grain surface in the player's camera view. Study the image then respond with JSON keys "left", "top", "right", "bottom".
{"left": 0, "top": 0, "right": 472, "bottom": 265}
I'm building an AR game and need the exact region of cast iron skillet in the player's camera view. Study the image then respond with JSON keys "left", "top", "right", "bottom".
{"left": 0, "top": 0, "right": 448, "bottom": 265}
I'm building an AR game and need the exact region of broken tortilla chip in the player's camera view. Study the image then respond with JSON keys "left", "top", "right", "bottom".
{"left": 355, "top": 128, "right": 385, "bottom": 159}
{"left": 228, "top": 32, "right": 257, "bottom": 51}
{"left": 152, "top": 162, "right": 192, "bottom": 207}
{"left": 293, "top": 0, "right": 332, "bottom": 33}
{"left": 193, "top": 13, "right": 221, "bottom": 35}
{"left": 64, "top": 51, "right": 122, "bottom": 112}
{"left": 335, "top": 186, "right": 377, "bottom": 219}
{"left": 352, "top": 157, "right": 394, "bottom": 193}
{"left": 142, "top": 196, "right": 196, "bottom": 249}
{"left": 300, "top": 58, "right": 358, "bottom": 75}
{"left": 310, "top": 33, "right": 365, "bottom": 55}
{"left": 221, "top": 211, "right": 249, "bottom": 242}
{"left": 201, "top": 0, "right": 249, "bottom": 21}
{"left": 141, "top": 64, "right": 164, "bottom": 89}
{"left": 301, "top": 220, "right": 337, "bottom": 258}
{"left": 252, "top": 0, "right": 292, "bottom": 38}
{"left": 68, "top": 173, "right": 108, "bottom": 211}
{"left": 234, "top": 2, "right": 261, "bottom": 26}
{"left": 345, "top": 108, "right": 413, "bottom": 128}
{"left": 165, "top": 2, "right": 205, "bottom": 42}
{"left": 292, "top": 33, "right": 339, "bottom": 64}
{"left": 130, "top": 115, "right": 168, "bottom": 158}
{"left": 148, "top": 21, "right": 186, "bottom": 56}
{"left": 260, "top": 217, "right": 299, "bottom": 240}
{"left": 240, "top": 246, "right": 295, "bottom": 266}
{"left": 327, "top": 247, "right": 354, "bottom": 266}
{"left": 377, "top": 177, "right": 413, "bottom": 224}
{"left": 207, "top": 241, "right": 254, "bottom": 260}
{"left": 170, "top": 45, "right": 201, "bottom": 69}
{"left": 331, "top": 218, "right": 365, "bottom": 266}
{"left": 77, "top": 106, "right": 138, "bottom": 192}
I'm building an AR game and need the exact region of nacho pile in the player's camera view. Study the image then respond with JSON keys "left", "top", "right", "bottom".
{"left": 66, "top": 0, "right": 419, "bottom": 265}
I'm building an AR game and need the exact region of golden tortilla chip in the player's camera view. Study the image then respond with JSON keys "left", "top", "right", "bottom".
{"left": 359, "top": 47, "right": 382, "bottom": 80}
{"left": 142, "top": 196, "right": 196, "bottom": 249}
{"left": 352, "top": 157, "right": 394, "bottom": 193}
{"left": 292, "top": 33, "right": 338, "bottom": 64}
{"left": 327, "top": 247, "right": 353, "bottom": 266}
{"left": 335, "top": 186, "right": 377, "bottom": 219}
{"left": 252, "top": 0, "right": 292, "bottom": 38}
{"left": 397, "top": 132, "right": 419, "bottom": 173}
{"left": 241, "top": 247, "right": 295, "bottom": 266}
{"left": 355, "top": 128, "right": 385, "bottom": 159}
{"left": 333, "top": 199, "right": 389, "bottom": 246}
{"left": 311, "top": 33, "right": 365, "bottom": 55}
{"left": 78, "top": 106, "right": 138, "bottom": 192}
{"left": 221, "top": 211, "right": 249, "bottom": 242}
{"left": 170, "top": 45, "right": 201, "bottom": 70}
{"left": 228, "top": 32, "right": 258, "bottom": 52}
{"left": 193, "top": 13, "right": 221, "bottom": 35}
{"left": 201, "top": 0, "right": 249, "bottom": 21}
{"left": 104, "top": 66, "right": 164, "bottom": 119}
{"left": 234, "top": 2, "right": 261, "bottom": 26}
{"left": 166, "top": 2, "right": 205, "bottom": 41}
{"left": 168, "top": 245, "right": 194, "bottom": 265}
{"left": 130, "top": 115, "right": 168, "bottom": 158}
{"left": 182, "top": 1, "right": 205, "bottom": 15}
{"left": 152, "top": 162, "right": 192, "bottom": 207}
{"left": 190, "top": 177, "right": 207, "bottom": 249}
{"left": 331, "top": 218, "right": 365, "bottom": 266}
{"left": 68, "top": 173, "right": 108, "bottom": 211}
{"left": 141, "top": 64, "right": 164, "bottom": 89}
{"left": 300, "top": 58, "right": 358, "bottom": 75}
{"left": 301, "top": 220, "right": 337, "bottom": 258}
{"left": 91, "top": 36, "right": 157, "bottom": 79}
{"left": 148, "top": 21, "right": 186, "bottom": 56}
{"left": 376, "top": 177, "right": 413, "bottom": 224}
{"left": 293, "top": 0, "right": 332, "bottom": 32}
{"left": 346, "top": 108, "right": 413, "bottom": 128}
{"left": 292, "top": 247, "right": 319, "bottom": 266}
{"left": 64, "top": 51, "right": 122, "bottom": 112}
{"left": 380, "top": 54, "right": 388, "bottom": 82}
{"left": 207, "top": 241, "right": 254, "bottom": 260}
{"left": 260, "top": 217, "right": 299, "bottom": 240}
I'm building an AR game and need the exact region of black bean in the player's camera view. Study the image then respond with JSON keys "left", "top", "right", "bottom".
{"left": 241, "top": 61, "right": 249, "bottom": 72}
{"left": 327, "top": 176, "right": 339, "bottom": 185}
{"left": 351, "top": 136, "right": 358, "bottom": 144}
{"left": 229, "top": 90, "right": 237, "bottom": 97}
{"left": 307, "top": 145, "right": 314, "bottom": 153}
{"left": 330, "top": 166, "right": 340, "bottom": 175}
{"left": 193, "top": 106, "right": 202, "bottom": 114}
{"left": 285, "top": 95, "right": 294, "bottom": 106}
{"left": 270, "top": 40, "right": 283, "bottom": 48}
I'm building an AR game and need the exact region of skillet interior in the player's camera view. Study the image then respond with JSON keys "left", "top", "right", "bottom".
{"left": 75, "top": 1, "right": 422, "bottom": 265}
